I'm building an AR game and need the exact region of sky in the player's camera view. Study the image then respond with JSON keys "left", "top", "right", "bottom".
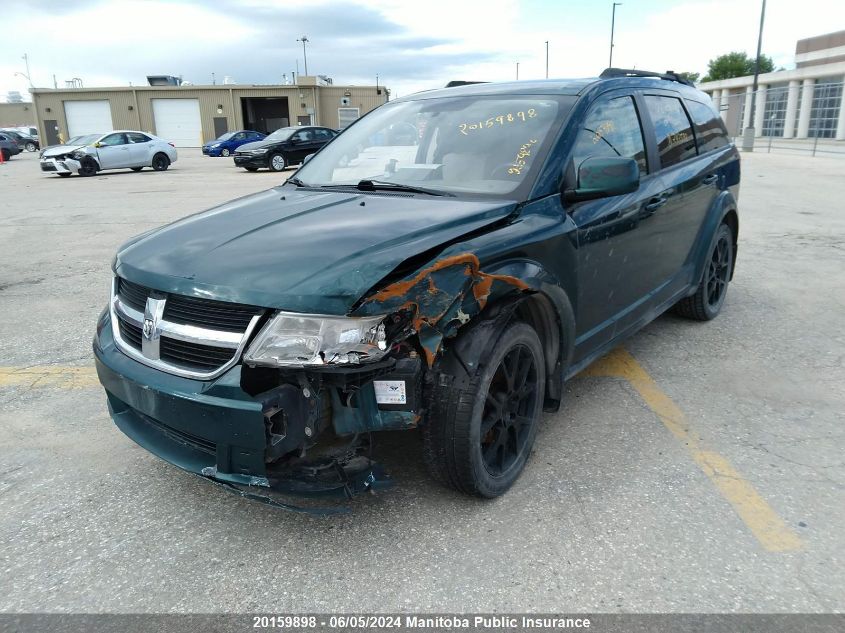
{"left": 2, "top": 0, "right": 844, "bottom": 100}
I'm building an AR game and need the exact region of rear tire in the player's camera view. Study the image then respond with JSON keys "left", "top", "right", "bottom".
{"left": 131, "top": 166, "right": 143, "bottom": 172}
{"left": 25, "top": 142, "right": 36, "bottom": 152}
{"left": 151, "top": 153, "right": 170, "bottom": 171}
{"left": 58, "top": 173, "right": 71, "bottom": 178}
{"left": 673, "top": 223, "right": 733, "bottom": 321}
{"left": 421, "top": 321, "right": 545, "bottom": 498}
{"left": 243, "top": 167, "right": 259, "bottom": 172}
{"left": 1, "top": 149, "right": 10, "bottom": 161}
{"left": 268, "top": 153, "right": 286, "bottom": 172}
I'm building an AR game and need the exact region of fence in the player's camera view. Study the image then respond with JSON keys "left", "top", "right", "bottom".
{"left": 712, "top": 80, "right": 844, "bottom": 156}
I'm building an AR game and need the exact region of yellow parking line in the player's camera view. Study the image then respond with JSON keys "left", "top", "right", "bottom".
{"left": 582, "top": 348, "right": 803, "bottom": 552}
{"left": 1, "top": 353, "right": 804, "bottom": 551}
{"left": 0, "top": 366, "right": 99, "bottom": 389}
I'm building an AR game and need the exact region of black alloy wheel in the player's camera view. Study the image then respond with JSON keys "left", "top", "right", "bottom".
{"left": 422, "top": 321, "right": 545, "bottom": 497}
{"left": 673, "top": 223, "right": 734, "bottom": 321}
{"left": 151, "top": 153, "right": 170, "bottom": 171}
{"left": 480, "top": 344, "right": 540, "bottom": 477}
{"left": 77, "top": 156, "right": 98, "bottom": 177}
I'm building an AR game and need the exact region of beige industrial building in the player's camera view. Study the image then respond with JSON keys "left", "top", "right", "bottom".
{"left": 699, "top": 30, "right": 845, "bottom": 140}
{"left": 0, "top": 102, "right": 36, "bottom": 128}
{"left": 28, "top": 77, "right": 388, "bottom": 147}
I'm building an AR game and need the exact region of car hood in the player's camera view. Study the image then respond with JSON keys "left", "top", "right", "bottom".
{"left": 235, "top": 140, "right": 268, "bottom": 152}
{"left": 114, "top": 187, "right": 517, "bottom": 314}
{"left": 42, "top": 144, "right": 87, "bottom": 157}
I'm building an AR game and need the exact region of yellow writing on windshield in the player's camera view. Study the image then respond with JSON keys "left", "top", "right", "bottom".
{"left": 508, "top": 139, "right": 539, "bottom": 175}
{"left": 459, "top": 109, "right": 537, "bottom": 135}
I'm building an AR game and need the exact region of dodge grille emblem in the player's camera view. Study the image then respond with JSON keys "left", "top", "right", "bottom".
{"left": 143, "top": 318, "right": 154, "bottom": 339}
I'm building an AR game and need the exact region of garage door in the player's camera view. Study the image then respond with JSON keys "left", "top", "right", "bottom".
{"left": 64, "top": 100, "right": 113, "bottom": 137}
{"left": 152, "top": 99, "right": 202, "bottom": 147}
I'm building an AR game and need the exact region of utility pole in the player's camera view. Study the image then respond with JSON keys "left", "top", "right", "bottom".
{"left": 297, "top": 36, "right": 309, "bottom": 76}
{"left": 609, "top": 3, "right": 622, "bottom": 68}
{"left": 742, "top": 0, "right": 767, "bottom": 152}
{"left": 545, "top": 41, "right": 549, "bottom": 78}
{"left": 22, "top": 54, "right": 33, "bottom": 87}
{"left": 516, "top": 62, "right": 520, "bottom": 80}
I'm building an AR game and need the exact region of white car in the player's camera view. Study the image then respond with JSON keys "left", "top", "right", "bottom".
{"left": 39, "top": 131, "right": 178, "bottom": 177}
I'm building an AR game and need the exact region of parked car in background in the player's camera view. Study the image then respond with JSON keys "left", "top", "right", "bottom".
{"left": 39, "top": 131, "right": 178, "bottom": 177}
{"left": 1, "top": 129, "right": 39, "bottom": 152}
{"left": 94, "top": 70, "right": 740, "bottom": 509}
{"left": 233, "top": 126, "right": 337, "bottom": 172}
{"left": 0, "top": 132, "right": 23, "bottom": 160}
{"left": 202, "top": 130, "right": 265, "bottom": 157}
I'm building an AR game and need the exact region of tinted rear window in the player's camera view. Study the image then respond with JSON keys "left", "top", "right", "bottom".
{"left": 644, "top": 95, "right": 697, "bottom": 168}
{"left": 686, "top": 100, "right": 730, "bottom": 154}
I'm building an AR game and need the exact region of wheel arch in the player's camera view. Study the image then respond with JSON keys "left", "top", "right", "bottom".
{"left": 438, "top": 258, "right": 577, "bottom": 413}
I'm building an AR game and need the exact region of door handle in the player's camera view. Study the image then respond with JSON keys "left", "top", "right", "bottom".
{"left": 702, "top": 174, "right": 719, "bottom": 185}
{"left": 643, "top": 196, "right": 668, "bottom": 214}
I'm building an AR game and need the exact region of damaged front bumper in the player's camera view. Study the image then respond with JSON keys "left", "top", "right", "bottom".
{"left": 40, "top": 157, "right": 81, "bottom": 174}
{"left": 93, "top": 312, "right": 420, "bottom": 513}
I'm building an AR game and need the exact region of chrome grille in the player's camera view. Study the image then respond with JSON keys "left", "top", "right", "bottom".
{"left": 110, "top": 277, "right": 264, "bottom": 380}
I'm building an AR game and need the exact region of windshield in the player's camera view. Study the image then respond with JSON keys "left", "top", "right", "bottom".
{"left": 216, "top": 132, "right": 235, "bottom": 141}
{"left": 295, "top": 95, "right": 570, "bottom": 196}
{"left": 266, "top": 128, "right": 296, "bottom": 142}
{"left": 69, "top": 134, "right": 100, "bottom": 146}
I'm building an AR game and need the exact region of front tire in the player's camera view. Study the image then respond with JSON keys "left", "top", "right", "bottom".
{"left": 673, "top": 223, "right": 733, "bottom": 321}
{"left": 268, "top": 153, "right": 286, "bottom": 172}
{"left": 131, "top": 166, "right": 143, "bottom": 172}
{"left": 220, "top": 148, "right": 230, "bottom": 157}
{"left": 243, "top": 167, "right": 259, "bottom": 172}
{"left": 422, "top": 322, "right": 545, "bottom": 498}
{"left": 151, "top": 153, "right": 170, "bottom": 171}
{"left": 77, "top": 156, "right": 98, "bottom": 177}
{"left": 1, "top": 149, "right": 10, "bottom": 161}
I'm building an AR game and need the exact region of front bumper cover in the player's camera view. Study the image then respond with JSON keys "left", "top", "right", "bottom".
{"left": 233, "top": 153, "right": 269, "bottom": 168}
{"left": 94, "top": 312, "right": 406, "bottom": 512}
{"left": 40, "top": 157, "right": 81, "bottom": 174}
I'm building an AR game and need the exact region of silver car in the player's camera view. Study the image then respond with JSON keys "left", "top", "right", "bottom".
{"left": 39, "top": 131, "right": 178, "bottom": 177}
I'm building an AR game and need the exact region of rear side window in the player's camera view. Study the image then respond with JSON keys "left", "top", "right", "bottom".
{"left": 644, "top": 96, "right": 697, "bottom": 168}
{"left": 571, "top": 96, "right": 648, "bottom": 175}
{"left": 127, "top": 132, "right": 151, "bottom": 143}
{"left": 686, "top": 100, "right": 730, "bottom": 154}
{"left": 315, "top": 129, "right": 333, "bottom": 140}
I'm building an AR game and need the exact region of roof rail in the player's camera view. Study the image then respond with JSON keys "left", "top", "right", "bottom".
{"left": 599, "top": 68, "right": 694, "bottom": 87}
{"left": 444, "top": 81, "right": 488, "bottom": 88}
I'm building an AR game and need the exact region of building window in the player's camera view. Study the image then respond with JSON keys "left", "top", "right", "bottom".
{"left": 337, "top": 107, "right": 360, "bottom": 129}
{"left": 808, "top": 79, "right": 843, "bottom": 138}
{"left": 762, "top": 84, "right": 789, "bottom": 137}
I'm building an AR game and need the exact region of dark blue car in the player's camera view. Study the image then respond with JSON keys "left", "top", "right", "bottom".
{"left": 202, "top": 130, "right": 265, "bottom": 157}
{"left": 95, "top": 69, "right": 741, "bottom": 508}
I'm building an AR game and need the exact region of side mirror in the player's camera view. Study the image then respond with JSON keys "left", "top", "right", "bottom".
{"left": 94, "top": 142, "right": 102, "bottom": 148}
{"left": 303, "top": 153, "right": 315, "bottom": 164}
{"left": 563, "top": 156, "right": 639, "bottom": 203}
{"left": 289, "top": 137, "right": 300, "bottom": 144}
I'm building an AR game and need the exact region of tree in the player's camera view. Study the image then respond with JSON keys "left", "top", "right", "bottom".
{"left": 677, "top": 71, "right": 700, "bottom": 84}
{"left": 701, "top": 52, "right": 774, "bottom": 82}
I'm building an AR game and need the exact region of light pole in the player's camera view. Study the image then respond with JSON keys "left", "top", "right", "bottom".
{"left": 297, "top": 36, "right": 309, "bottom": 76}
{"left": 609, "top": 3, "right": 622, "bottom": 68}
{"left": 545, "top": 41, "right": 549, "bottom": 79}
{"left": 742, "top": 0, "right": 767, "bottom": 152}
{"left": 516, "top": 62, "right": 520, "bottom": 80}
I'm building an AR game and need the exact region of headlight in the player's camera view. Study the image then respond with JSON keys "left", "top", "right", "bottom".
{"left": 250, "top": 148, "right": 269, "bottom": 154}
{"left": 244, "top": 312, "right": 388, "bottom": 367}
{"left": 70, "top": 150, "right": 86, "bottom": 160}
{"left": 211, "top": 143, "right": 221, "bottom": 147}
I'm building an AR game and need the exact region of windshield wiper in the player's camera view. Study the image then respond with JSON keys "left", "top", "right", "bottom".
{"left": 355, "top": 179, "right": 453, "bottom": 196}
{"left": 285, "top": 176, "right": 308, "bottom": 187}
